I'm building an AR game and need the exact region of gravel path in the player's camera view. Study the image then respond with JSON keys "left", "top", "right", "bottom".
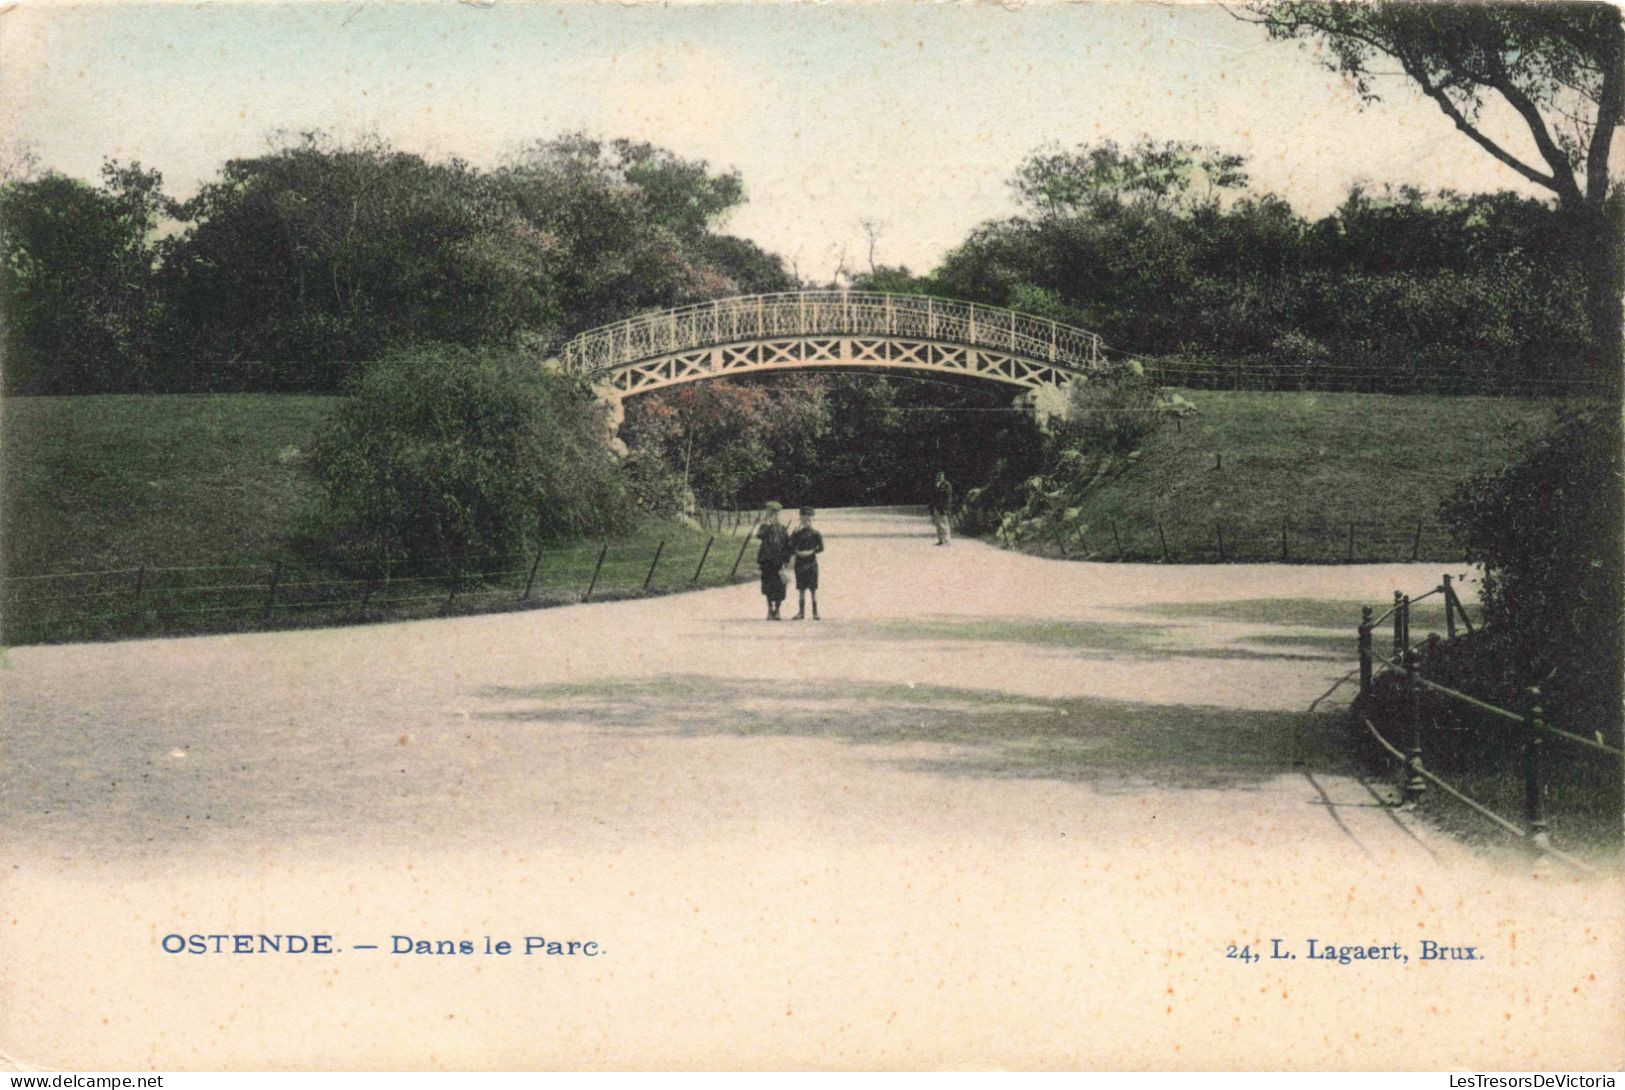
{"left": 3, "top": 508, "right": 1619, "bottom": 1069}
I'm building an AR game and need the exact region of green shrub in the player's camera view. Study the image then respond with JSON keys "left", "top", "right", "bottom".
{"left": 1052, "top": 363, "right": 1165, "bottom": 455}
{"left": 1438, "top": 405, "right": 1622, "bottom": 741}
{"left": 310, "top": 344, "right": 630, "bottom": 575}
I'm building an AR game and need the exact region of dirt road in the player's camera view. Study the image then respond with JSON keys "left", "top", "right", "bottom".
{"left": 3, "top": 508, "right": 1619, "bottom": 1069}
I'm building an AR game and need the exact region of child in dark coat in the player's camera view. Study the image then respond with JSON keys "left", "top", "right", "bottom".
{"left": 789, "top": 506, "right": 825, "bottom": 620}
{"left": 755, "top": 502, "right": 791, "bottom": 620}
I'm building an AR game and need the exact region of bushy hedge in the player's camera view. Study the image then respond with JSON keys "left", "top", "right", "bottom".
{"left": 1438, "top": 405, "right": 1622, "bottom": 742}
{"left": 309, "top": 344, "right": 630, "bottom": 575}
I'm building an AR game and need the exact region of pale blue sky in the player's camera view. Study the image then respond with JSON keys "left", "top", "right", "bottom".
{"left": 2, "top": 0, "right": 1570, "bottom": 277}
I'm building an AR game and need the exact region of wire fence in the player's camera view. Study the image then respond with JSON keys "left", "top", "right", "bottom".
{"left": 1137, "top": 355, "right": 1606, "bottom": 398}
{"left": 988, "top": 511, "right": 1456, "bottom": 564}
{"left": 1345, "top": 576, "right": 1623, "bottom": 865}
{"left": 2, "top": 513, "right": 766, "bottom": 647}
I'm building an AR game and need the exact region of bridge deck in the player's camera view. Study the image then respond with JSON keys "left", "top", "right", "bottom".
{"left": 559, "top": 290, "right": 1106, "bottom": 392}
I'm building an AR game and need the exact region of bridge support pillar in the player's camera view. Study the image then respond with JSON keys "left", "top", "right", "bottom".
{"left": 591, "top": 381, "right": 628, "bottom": 458}
{"left": 1012, "top": 381, "right": 1075, "bottom": 431}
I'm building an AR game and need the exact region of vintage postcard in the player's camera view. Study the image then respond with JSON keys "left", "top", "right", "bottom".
{"left": 2, "top": 0, "right": 1621, "bottom": 1073}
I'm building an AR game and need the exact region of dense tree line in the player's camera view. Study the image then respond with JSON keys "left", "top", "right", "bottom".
{"left": 4, "top": 131, "right": 1614, "bottom": 399}
{"left": 885, "top": 139, "right": 1607, "bottom": 392}
{"left": 1, "top": 133, "right": 790, "bottom": 395}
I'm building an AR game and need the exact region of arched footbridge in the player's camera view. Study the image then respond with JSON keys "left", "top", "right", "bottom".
{"left": 557, "top": 291, "right": 1107, "bottom": 396}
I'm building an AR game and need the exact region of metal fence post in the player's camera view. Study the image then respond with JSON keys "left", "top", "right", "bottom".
{"left": 692, "top": 536, "right": 714, "bottom": 584}
{"left": 1392, "top": 591, "right": 1405, "bottom": 661}
{"left": 642, "top": 540, "right": 666, "bottom": 591}
{"left": 1523, "top": 687, "right": 1551, "bottom": 850}
{"left": 523, "top": 549, "right": 543, "bottom": 600}
{"left": 1402, "top": 633, "right": 1426, "bottom": 805}
{"left": 1357, "top": 606, "right": 1373, "bottom": 697}
{"left": 261, "top": 561, "right": 281, "bottom": 622}
{"left": 729, "top": 534, "right": 752, "bottom": 580}
{"left": 1449, "top": 575, "right": 1462, "bottom": 643}
{"left": 1445, "top": 576, "right": 1475, "bottom": 635}
{"left": 583, "top": 542, "right": 608, "bottom": 601}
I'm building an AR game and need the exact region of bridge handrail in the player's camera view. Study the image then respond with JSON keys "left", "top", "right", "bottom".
{"left": 558, "top": 291, "right": 1106, "bottom": 378}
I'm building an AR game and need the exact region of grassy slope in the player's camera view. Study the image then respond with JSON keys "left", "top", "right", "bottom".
{"left": 1026, "top": 390, "right": 1561, "bottom": 562}
{"left": 3, "top": 394, "right": 336, "bottom": 575}
{"left": 2, "top": 394, "right": 744, "bottom": 644}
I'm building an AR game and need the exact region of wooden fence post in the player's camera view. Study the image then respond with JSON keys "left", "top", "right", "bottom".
{"left": 583, "top": 543, "right": 608, "bottom": 601}
{"left": 523, "top": 549, "right": 543, "bottom": 600}
{"left": 1357, "top": 606, "right": 1373, "bottom": 697}
{"left": 729, "top": 534, "right": 752, "bottom": 580}
{"left": 692, "top": 536, "right": 714, "bottom": 584}
{"left": 1522, "top": 688, "right": 1551, "bottom": 850}
{"left": 642, "top": 540, "right": 666, "bottom": 591}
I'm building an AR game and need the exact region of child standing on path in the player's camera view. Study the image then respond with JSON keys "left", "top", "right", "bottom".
{"left": 755, "top": 502, "right": 791, "bottom": 620}
{"left": 789, "top": 506, "right": 824, "bottom": 621}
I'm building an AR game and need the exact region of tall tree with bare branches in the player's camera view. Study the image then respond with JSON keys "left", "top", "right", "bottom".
{"left": 1247, "top": 1, "right": 1623, "bottom": 375}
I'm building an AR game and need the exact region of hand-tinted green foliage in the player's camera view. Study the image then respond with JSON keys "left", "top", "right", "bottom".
{"left": 158, "top": 134, "right": 556, "bottom": 391}
{"left": 1439, "top": 406, "right": 1623, "bottom": 741}
{"left": 4, "top": 132, "right": 788, "bottom": 394}
{"left": 958, "top": 366, "right": 1179, "bottom": 538}
{"left": 489, "top": 135, "right": 787, "bottom": 338}
{"left": 1, "top": 163, "right": 171, "bottom": 393}
{"left": 1250, "top": 2, "right": 1624, "bottom": 374}
{"left": 932, "top": 143, "right": 1597, "bottom": 390}
{"left": 310, "top": 344, "right": 629, "bottom": 574}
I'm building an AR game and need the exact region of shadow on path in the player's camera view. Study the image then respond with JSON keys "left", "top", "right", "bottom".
{"left": 476, "top": 675, "right": 1350, "bottom": 791}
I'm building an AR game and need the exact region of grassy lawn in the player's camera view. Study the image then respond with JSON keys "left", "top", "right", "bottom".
{"left": 3, "top": 393, "right": 336, "bottom": 575}
{"left": 1016, "top": 389, "right": 1565, "bottom": 563}
{"left": 1, "top": 394, "right": 753, "bottom": 645}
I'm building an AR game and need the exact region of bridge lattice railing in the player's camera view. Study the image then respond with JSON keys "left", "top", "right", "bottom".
{"left": 558, "top": 291, "right": 1105, "bottom": 379}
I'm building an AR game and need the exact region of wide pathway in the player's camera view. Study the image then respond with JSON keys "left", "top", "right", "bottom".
{"left": 2, "top": 508, "right": 1619, "bottom": 1069}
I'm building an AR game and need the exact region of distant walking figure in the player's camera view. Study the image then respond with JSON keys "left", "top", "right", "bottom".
{"left": 930, "top": 471, "right": 954, "bottom": 546}
{"left": 755, "top": 502, "right": 791, "bottom": 620}
{"left": 789, "top": 506, "right": 825, "bottom": 621}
